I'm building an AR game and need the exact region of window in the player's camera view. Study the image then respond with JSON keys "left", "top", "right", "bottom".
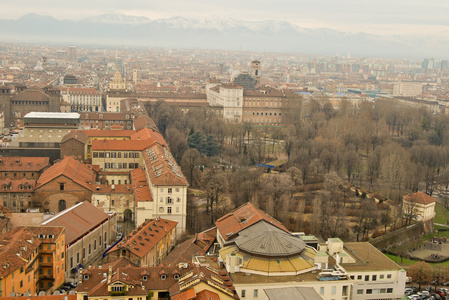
{"left": 357, "top": 275, "right": 362, "bottom": 280}
{"left": 331, "top": 286, "right": 336, "bottom": 295}
{"left": 342, "top": 285, "right": 348, "bottom": 296}
{"left": 350, "top": 275, "right": 354, "bottom": 279}
{"left": 357, "top": 289, "right": 363, "bottom": 295}
{"left": 161, "top": 274, "right": 166, "bottom": 280}
{"left": 143, "top": 275, "right": 147, "bottom": 281}
{"left": 89, "top": 244, "right": 91, "bottom": 255}
{"left": 93, "top": 152, "right": 98, "bottom": 158}
{"left": 168, "top": 207, "right": 172, "bottom": 214}
{"left": 320, "top": 287, "right": 324, "bottom": 295}
{"left": 60, "top": 183, "right": 65, "bottom": 191}
{"left": 387, "top": 288, "right": 393, "bottom": 293}
{"left": 177, "top": 197, "right": 181, "bottom": 202}
{"left": 174, "top": 274, "right": 179, "bottom": 280}
{"left": 82, "top": 248, "right": 86, "bottom": 260}
{"left": 366, "top": 289, "right": 372, "bottom": 294}
{"left": 77, "top": 252, "right": 80, "bottom": 264}
{"left": 372, "top": 275, "right": 377, "bottom": 281}
{"left": 70, "top": 257, "right": 73, "bottom": 269}
{"left": 112, "top": 286, "right": 123, "bottom": 292}
{"left": 380, "top": 274, "right": 384, "bottom": 279}
{"left": 20, "top": 280, "right": 23, "bottom": 288}
{"left": 365, "top": 275, "right": 369, "bottom": 281}
{"left": 387, "top": 274, "right": 392, "bottom": 279}
{"left": 20, "top": 266, "right": 24, "bottom": 273}
{"left": 167, "top": 197, "right": 173, "bottom": 204}
{"left": 112, "top": 200, "right": 115, "bottom": 206}
{"left": 168, "top": 188, "right": 172, "bottom": 194}
{"left": 94, "top": 240, "right": 97, "bottom": 250}
{"left": 254, "top": 289, "right": 258, "bottom": 297}
{"left": 241, "top": 290, "right": 246, "bottom": 298}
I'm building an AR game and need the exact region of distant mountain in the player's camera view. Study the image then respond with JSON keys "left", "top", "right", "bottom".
{"left": 0, "top": 13, "right": 447, "bottom": 57}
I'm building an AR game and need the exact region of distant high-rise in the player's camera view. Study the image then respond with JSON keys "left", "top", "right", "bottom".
{"left": 68, "top": 45, "right": 77, "bottom": 61}
{"left": 251, "top": 60, "right": 261, "bottom": 87}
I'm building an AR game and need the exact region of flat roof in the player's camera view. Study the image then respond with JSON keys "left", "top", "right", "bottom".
{"left": 24, "top": 112, "right": 80, "bottom": 119}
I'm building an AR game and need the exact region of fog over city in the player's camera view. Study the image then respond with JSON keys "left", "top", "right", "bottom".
{"left": 1, "top": 0, "right": 449, "bottom": 57}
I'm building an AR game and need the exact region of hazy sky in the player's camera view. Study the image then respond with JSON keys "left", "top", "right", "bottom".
{"left": 2, "top": 0, "right": 449, "bottom": 36}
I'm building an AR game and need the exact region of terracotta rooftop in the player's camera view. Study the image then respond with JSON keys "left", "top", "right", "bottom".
{"left": 0, "top": 226, "right": 64, "bottom": 277}
{"left": 131, "top": 128, "right": 167, "bottom": 148}
{"left": 133, "top": 115, "right": 158, "bottom": 132}
{"left": 0, "top": 178, "right": 36, "bottom": 192}
{"left": 35, "top": 156, "right": 97, "bottom": 191}
{"left": 61, "top": 130, "right": 88, "bottom": 144}
{"left": 81, "top": 130, "right": 136, "bottom": 137}
{"left": 41, "top": 201, "right": 111, "bottom": 245}
{"left": 143, "top": 143, "right": 188, "bottom": 186}
{"left": 403, "top": 191, "right": 436, "bottom": 205}
{"left": 162, "top": 227, "right": 216, "bottom": 267}
{"left": 0, "top": 294, "right": 77, "bottom": 300}
{"left": 76, "top": 265, "right": 194, "bottom": 297}
{"left": 215, "top": 202, "right": 288, "bottom": 241}
{"left": 92, "top": 139, "right": 155, "bottom": 151}
{"left": 130, "top": 168, "right": 153, "bottom": 203}
{"left": 0, "top": 157, "right": 50, "bottom": 172}
{"left": 107, "top": 218, "right": 177, "bottom": 259}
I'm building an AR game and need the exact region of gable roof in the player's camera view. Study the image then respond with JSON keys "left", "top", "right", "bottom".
{"left": 143, "top": 143, "right": 188, "bottom": 186}
{"left": 215, "top": 202, "right": 288, "bottom": 241}
{"left": 41, "top": 201, "right": 111, "bottom": 245}
{"left": 403, "top": 191, "right": 436, "bottom": 205}
{"left": 82, "top": 130, "right": 136, "bottom": 137}
{"left": 107, "top": 218, "right": 177, "bottom": 258}
{"left": 61, "top": 130, "right": 88, "bottom": 144}
{"left": 35, "top": 156, "right": 96, "bottom": 191}
{"left": 92, "top": 139, "right": 155, "bottom": 151}
{"left": 0, "top": 157, "right": 50, "bottom": 172}
{"left": 162, "top": 227, "right": 216, "bottom": 267}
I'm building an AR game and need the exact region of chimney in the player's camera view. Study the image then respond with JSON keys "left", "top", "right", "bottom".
{"left": 107, "top": 266, "right": 113, "bottom": 284}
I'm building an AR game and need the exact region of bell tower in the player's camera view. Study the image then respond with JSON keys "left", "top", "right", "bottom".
{"left": 251, "top": 60, "right": 261, "bottom": 87}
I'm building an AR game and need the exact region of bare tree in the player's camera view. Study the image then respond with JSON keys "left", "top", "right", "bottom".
{"left": 407, "top": 262, "right": 433, "bottom": 290}
{"left": 181, "top": 148, "right": 201, "bottom": 187}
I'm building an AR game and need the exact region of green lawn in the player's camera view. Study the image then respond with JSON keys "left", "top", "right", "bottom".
{"left": 434, "top": 202, "right": 449, "bottom": 225}
{"left": 386, "top": 253, "right": 449, "bottom": 268}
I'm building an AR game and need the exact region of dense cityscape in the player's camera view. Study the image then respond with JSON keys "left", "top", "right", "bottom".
{"left": 1, "top": 5, "right": 449, "bottom": 300}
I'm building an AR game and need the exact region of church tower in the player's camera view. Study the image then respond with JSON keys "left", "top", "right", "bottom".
{"left": 251, "top": 60, "right": 261, "bottom": 87}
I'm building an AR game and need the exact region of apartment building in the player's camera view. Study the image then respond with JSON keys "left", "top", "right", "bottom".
{"left": 0, "top": 226, "right": 65, "bottom": 296}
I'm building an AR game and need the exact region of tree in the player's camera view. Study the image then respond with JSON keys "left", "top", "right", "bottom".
{"left": 181, "top": 148, "right": 201, "bottom": 187}
{"left": 407, "top": 261, "right": 433, "bottom": 290}
{"left": 262, "top": 174, "right": 294, "bottom": 220}
{"left": 202, "top": 168, "right": 228, "bottom": 224}
{"left": 343, "top": 150, "right": 357, "bottom": 182}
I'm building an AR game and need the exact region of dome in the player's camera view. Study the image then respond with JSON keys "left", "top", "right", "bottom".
{"left": 235, "top": 230, "right": 306, "bottom": 257}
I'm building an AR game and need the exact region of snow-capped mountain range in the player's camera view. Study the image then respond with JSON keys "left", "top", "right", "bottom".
{"left": 0, "top": 13, "right": 446, "bottom": 58}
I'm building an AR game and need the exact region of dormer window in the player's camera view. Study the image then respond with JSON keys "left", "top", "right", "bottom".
{"left": 142, "top": 275, "right": 147, "bottom": 281}
{"left": 84, "top": 274, "right": 89, "bottom": 280}
{"left": 161, "top": 275, "right": 167, "bottom": 280}
{"left": 39, "top": 234, "right": 45, "bottom": 239}
{"left": 174, "top": 274, "right": 179, "bottom": 280}
{"left": 48, "top": 234, "right": 54, "bottom": 239}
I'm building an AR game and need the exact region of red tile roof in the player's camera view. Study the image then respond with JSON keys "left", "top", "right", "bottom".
{"left": 0, "top": 157, "right": 50, "bottom": 172}
{"left": 107, "top": 218, "right": 177, "bottom": 259}
{"left": 171, "top": 288, "right": 196, "bottom": 300}
{"left": 215, "top": 202, "right": 288, "bottom": 241}
{"left": 162, "top": 227, "right": 216, "bottom": 267}
{"left": 61, "top": 130, "right": 88, "bottom": 144}
{"left": 0, "top": 178, "right": 36, "bottom": 192}
{"left": 82, "top": 130, "right": 136, "bottom": 137}
{"left": 35, "top": 156, "right": 96, "bottom": 191}
{"left": 404, "top": 191, "right": 436, "bottom": 205}
{"left": 131, "top": 128, "right": 167, "bottom": 147}
{"left": 143, "top": 143, "right": 188, "bottom": 186}
{"left": 92, "top": 139, "right": 155, "bottom": 151}
{"left": 41, "top": 201, "right": 111, "bottom": 245}
{"left": 0, "top": 295, "right": 77, "bottom": 300}
{"left": 131, "top": 169, "right": 153, "bottom": 203}
{"left": 196, "top": 290, "right": 220, "bottom": 300}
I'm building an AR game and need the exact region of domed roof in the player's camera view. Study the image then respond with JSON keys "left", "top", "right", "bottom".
{"left": 235, "top": 230, "right": 306, "bottom": 257}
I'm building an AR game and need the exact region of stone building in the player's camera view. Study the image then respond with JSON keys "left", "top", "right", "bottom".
{"left": 41, "top": 201, "right": 117, "bottom": 281}
{"left": 34, "top": 156, "right": 97, "bottom": 213}
{"left": 105, "top": 218, "right": 177, "bottom": 267}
